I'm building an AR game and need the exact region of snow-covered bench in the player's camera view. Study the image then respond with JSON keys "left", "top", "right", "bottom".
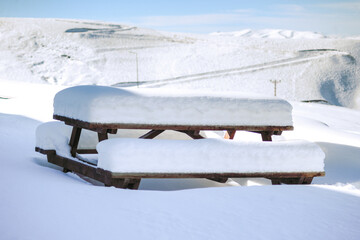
{"left": 35, "top": 85, "right": 325, "bottom": 189}
{"left": 97, "top": 138, "right": 324, "bottom": 188}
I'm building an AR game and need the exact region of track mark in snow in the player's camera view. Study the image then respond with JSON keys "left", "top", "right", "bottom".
{"left": 114, "top": 49, "right": 353, "bottom": 87}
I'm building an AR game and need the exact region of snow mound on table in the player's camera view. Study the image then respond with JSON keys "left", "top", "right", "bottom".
{"left": 53, "top": 85, "right": 293, "bottom": 126}
{"left": 97, "top": 138, "right": 325, "bottom": 173}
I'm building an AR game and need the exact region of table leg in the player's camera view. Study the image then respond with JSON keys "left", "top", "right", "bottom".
{"left": 69, "top": 126, "right": 82, "bottom": 157}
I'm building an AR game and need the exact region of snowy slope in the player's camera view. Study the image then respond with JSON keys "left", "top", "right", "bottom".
{"left": 1, "top": 18, "right": 360, "bottom": 108}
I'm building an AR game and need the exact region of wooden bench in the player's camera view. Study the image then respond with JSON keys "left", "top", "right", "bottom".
{"left": 35, "top": 85, "right": 325, "bottom": 189}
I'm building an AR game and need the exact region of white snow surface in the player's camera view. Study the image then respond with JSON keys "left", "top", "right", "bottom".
{"left": 97, "top": 138, "right": 324, "bottom": 173}
{"left": 1, "top": 18, "right": 360, "bottom": 240}
{"left": 54, "top": 85, "right": 293, "bottom": 126}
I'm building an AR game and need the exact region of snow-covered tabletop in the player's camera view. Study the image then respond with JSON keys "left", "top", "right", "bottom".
{"left": 53, "top": 85, "right": 293, "bottom": 127}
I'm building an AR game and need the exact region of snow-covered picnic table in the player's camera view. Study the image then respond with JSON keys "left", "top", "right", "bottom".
{"left": 35, "top": 85, "right": 325, "bottom": 189}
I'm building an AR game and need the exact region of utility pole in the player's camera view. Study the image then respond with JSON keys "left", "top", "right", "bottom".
{"left": 129, "top": 51, "right": 139, "bottom": 88}
{"left": 270, "top": 80, "right": 281, "bottom": 96}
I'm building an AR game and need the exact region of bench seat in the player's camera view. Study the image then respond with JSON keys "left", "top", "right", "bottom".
{"left": 97, "top": 138, "right": 325, "bottom": 174}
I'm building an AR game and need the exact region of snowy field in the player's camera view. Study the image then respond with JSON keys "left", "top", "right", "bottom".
{"left": 1, "top": 18, "right": 360, "bottom": 239}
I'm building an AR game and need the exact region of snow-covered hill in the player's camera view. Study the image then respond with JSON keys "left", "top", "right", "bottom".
{"left": 1, "top": 18, "right": 360, "bottom": 108}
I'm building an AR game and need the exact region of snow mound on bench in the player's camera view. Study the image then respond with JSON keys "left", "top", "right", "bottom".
{"left": 97, "top": 138, "right": 325, "bottom": 173}
{"left": 35, "top": 121, "right": 98, "bottom": 158}
{"left": 54, "top": 85, "right": 293, "bottom": 126}
{"left": 35, "top": 121, "right": 205, "bottom": 158}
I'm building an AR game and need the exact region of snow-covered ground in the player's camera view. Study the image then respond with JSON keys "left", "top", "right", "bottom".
{"left": 1, "top": 18, "right": 360, "bottom": 239}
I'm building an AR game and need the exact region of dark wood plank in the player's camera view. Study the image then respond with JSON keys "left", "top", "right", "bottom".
{"left": 36, "top": 147, "right": 98, "bottom": 164}
{"left": 35, "top": 147, "right": 56, "bottom": 155}
{"left": 110, "top": 171, "right": 325, "bottom": 179}
{"left": 47, "top": 153, "right": 112, "bottom": 185}
{"left": 76, "top": 149, "right": 97, "bottom": 154}
{"left": 47, "top": 153, "right": 142, "bottom": 189}
{"left": 53, "top": 115, "right": 294, "bottom": 132}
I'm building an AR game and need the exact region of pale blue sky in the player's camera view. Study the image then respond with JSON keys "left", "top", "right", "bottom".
{"left": 1, "top": 0, "right": 360, "bottom": 36}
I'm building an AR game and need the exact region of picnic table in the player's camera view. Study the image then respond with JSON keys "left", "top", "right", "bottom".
{"left": 35, "top": 86, "right": 325, "bottom": 189}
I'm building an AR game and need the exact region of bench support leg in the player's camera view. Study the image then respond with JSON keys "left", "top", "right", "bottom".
{"left": 225, "top": 130, "right": 236, "bottom": 139}
{"left": 98, "top": 132, "right": 108, "bottom": 142}
{"left": 261, "top": 131, "right": 273, "bottom": 141}
{"left": 178, "top": 130, "right": 204, "bottom": 139}
{"left": 140, "top": 130, "right": 165, "bottom": 139}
